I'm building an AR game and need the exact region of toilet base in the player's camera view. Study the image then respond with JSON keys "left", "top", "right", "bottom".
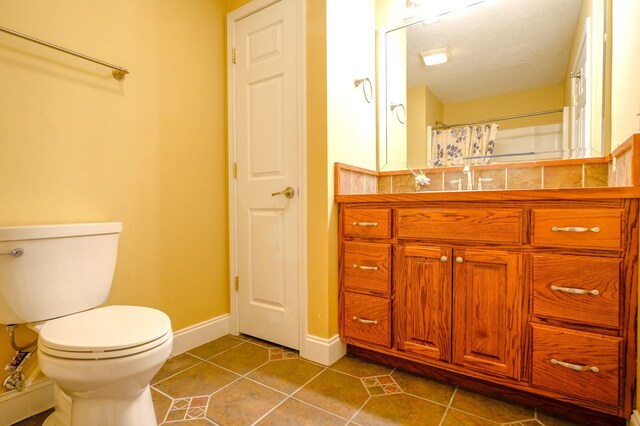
{"left": 70, "top": 385, "right": 157, "bottom": 426}
{"left": 45, "top": 384, "right": 156, "bottom": 426}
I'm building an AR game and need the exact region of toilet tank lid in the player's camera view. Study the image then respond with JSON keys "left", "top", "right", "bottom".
{"left": 0, "top": 222, "right": 122, "bottom": 241}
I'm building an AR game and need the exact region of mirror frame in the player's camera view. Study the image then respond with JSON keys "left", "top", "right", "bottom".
{"left": 377, "top": 4, "right": 607, "bottom": 172}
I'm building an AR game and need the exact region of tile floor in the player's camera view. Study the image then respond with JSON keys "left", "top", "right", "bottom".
{"left": 16, "top": 334, "right": 582, "bottom": 426}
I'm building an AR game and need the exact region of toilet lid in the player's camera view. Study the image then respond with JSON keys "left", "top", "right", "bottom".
{"left": 38, "top": 305, "right": 172, "bottom": 355}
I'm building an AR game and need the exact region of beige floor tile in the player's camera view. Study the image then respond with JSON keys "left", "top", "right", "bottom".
{"left": 294, "top": 369, "right": 370, "bottom": 419}
{"left": 330, "top": 355, "right": 393, "bottom": 378}
{"left": 391, "top": 369, "right": 455, "bottom": 405}
{"left": 206, "top": 378, "right": 286, "bottom": 426}
{"left": 152, "top": 388, "right": 172, "bottom": 424}
{"left": 163, "top": 420, "right": 215, "bottom": 425}
{"left": 188, "top": 335, "right": 246, "bottom": 360}
{"left": 154, "top": 362, "right": 240, "bottom": 398}
{"left": 153, "top": 353, "right": 202, "bottom": 384}
{"left": 536, "top": 411, "right": 582, "bottom": 426}
{"left": 210, "top": 342, "right": 270, "bottom": 374}
{"left": 451, "top": 389, "right": 533, "bottom": 423}
{"left": 352, "top": 393, "right": 446, "bottom": 426}
{"left": 257, "top": 398, "right": 346, "bottom": 425}
{"left": 248, "top": 358, "right": 324, "bottom": 395}
{"left": 247, "top": 336, "right": 285, "bottom": 349}
{"left": 441, "top": 408, "right": 499, "bottom": 425}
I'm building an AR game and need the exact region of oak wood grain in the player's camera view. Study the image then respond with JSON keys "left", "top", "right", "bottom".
{"left": 452, "top": 249, "right": 523, "bottom": 379}
{"left": 397, "top": 208, "right": 523, "bottom": 244}
{"left": 344, "top": 292, "right": 391, "bottom": 348}
{"left": 343, "top": 208, "right": 391, "bottom": 238}
{"left": 395, "top": 245, "right": 452, "bottom": 362}
{"left": 531, "top": 254, "right": 620, "bottom": 328}
{"left": 531, "top": 324, "right": 621, "bottom": 407}
{"left": 531, "top": 208, "right": 623, "bottom": 249}
{"left": 343, "top": 241, "right": 391, "bottom": 296}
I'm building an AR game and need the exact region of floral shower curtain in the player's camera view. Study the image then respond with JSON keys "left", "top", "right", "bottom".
{"left": 431, "top": 123, "right": 498, "bottom": 167}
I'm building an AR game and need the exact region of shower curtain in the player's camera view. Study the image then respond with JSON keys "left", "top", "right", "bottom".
{"left": 431, "top": 123, "right": 498, "bottom": 167}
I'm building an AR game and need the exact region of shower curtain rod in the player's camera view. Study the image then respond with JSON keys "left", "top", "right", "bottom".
{"left": 433, "top": 108, "right": 564, "bottom": 130}
{"left": 0, "top": 25, "right": 129, "bottom": 80}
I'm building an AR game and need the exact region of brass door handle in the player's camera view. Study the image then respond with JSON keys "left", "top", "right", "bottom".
{"left": 271, "top": 187, "right": 295, "bottom": 199}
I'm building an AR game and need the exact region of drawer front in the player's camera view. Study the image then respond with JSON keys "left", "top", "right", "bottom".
{"left": 531, "top": 324, "right": 621, "bottom": 407}
{"left": 344, "top": 242, "right": 391, "bottom": 296}
{"left": 344, "top": 208, "right": 391, "bottom": 238}
{"left": 532, "top": 255, "right": 620, "bottom": 328}
{"left": 397, "top": 208, "right": 523, "bottom": 243}
{"left": 344, "top": 292, "right": 391, "bottom": 348}
{"left": 531, "top": 209, "right": 622, "bottom": 249}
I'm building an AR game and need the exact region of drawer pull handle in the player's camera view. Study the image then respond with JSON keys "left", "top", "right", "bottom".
{"left": 440, "top": 256, "right": 448, "bottom": 262}
{"left": 550, "top": 285, "right": 599, "bottom": 295}
{"left": 550, "top": 358, "right": 599, "bottom": 373}
{"left": 352, "top": 221, "right": 378, "bottom": 227}
{"left": 352, "top": 264, "right": 379, "bottom": 271}
{"left": 551, "top": 226, "right": 600, "bottom": 233}
{"left": 352, "top": 316, "right": 378, "bottom": 325}
{"left": 455, "top": 257, "right": 464, "bottom": 263}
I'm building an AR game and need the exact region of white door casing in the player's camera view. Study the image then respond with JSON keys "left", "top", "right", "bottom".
{"left": 227, "top": 0, "right": 305, "bottom": 350}
{"left": 571, "top": 17, "right": 590, "bottom": 159}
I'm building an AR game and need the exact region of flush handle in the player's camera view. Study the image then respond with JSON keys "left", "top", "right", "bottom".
{"left": 0, "top": 248, "right": 24, "bottom": 258}
{"left": 272, "top": 187, "right": 295, "bottom": 199}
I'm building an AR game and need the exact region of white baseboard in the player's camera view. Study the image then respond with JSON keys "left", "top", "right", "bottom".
{"left": 301, "top": 334, "right": 346, "bottom": 366}
{"left": 631, "top": 409, "right": 640, "bottom": 426}
{"left": 0, "top": 379, "right": 54, "bottom": 426}
{"left": 171, "top": 314, "right": 230, "bottom": 356}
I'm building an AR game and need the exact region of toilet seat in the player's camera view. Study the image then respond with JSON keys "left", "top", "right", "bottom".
{"left": 38, "top": 305, "right": 172, "bottom": 360}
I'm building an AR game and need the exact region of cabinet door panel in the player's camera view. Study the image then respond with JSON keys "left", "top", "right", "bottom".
{"left": 395, "top": 245, "right": 452, "bottom": 362}
{"left": 453, "top": 250, "right": 523, "bottom": 379}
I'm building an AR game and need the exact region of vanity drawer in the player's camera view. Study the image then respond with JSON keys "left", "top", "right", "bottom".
{"left": 344, "top": 292, "right": 391, "bottom": 348}
{"left": 532, "top": 255, "right": 620, "bottom": 328}
{"left": 344, "top": 208, "right": 392, "bottom": 238}
{"left": 531, "top": 209, "right": 622, "bottom": 249}
{"left": 344, "top": 242, "right": 391, "bottom": 296}
{"left": 531, "top": 324, "right": 621, "bottom": 407}
{"left": 396, "top": 208, "right": 523, "bottom": 243}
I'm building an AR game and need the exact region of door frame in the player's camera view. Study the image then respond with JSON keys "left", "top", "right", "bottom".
{"left": 226, "top": 0, "right": 307, "bottom": 352}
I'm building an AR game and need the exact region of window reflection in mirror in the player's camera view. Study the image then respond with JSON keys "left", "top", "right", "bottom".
{"left": 378, "top": 0, "right": 609, "bottom": 171}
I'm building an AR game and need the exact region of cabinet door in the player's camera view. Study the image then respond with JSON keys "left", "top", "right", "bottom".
{"left": 395, "top": 245, "right": 452, "bottom": 362}
{"left": 452, "top": 249, "right": 523, "bottom": 379}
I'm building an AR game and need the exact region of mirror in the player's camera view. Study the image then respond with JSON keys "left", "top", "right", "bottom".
{"left": 378, "top": 0, "right": 608, "bottom": 171}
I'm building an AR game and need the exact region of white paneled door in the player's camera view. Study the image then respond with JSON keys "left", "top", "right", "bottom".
{"left": 232, "top": 0, "right": 300, "bottom": 349}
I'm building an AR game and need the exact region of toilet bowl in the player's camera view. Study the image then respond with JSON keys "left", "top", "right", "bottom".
{"left": 36, "top": 306, "right": 172, "bottom": 426}
{"left": 0, "top": 223, "right": 173, "bottom": 426}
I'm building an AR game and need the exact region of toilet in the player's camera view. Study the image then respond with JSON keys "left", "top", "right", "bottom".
{"left": 0, "top": 223, "right": 172, "bottom": 426}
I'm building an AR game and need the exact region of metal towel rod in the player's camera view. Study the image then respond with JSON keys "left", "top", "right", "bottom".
{"left": 0, "top": 25, "right": 129, "bottom": 80}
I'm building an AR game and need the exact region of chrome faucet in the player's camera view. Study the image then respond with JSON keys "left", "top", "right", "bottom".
{"left": 463, "top": 165, "right": 472, "bottom": 190}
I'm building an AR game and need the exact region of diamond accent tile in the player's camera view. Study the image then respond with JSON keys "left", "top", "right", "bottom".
{"left": 172, "top": 398, "right": 190, "bottom": 410}
{"left": 186, "top": 407, "right": 206, "bottom": 419}
{"left": 361, "top": 375, "right": 401, "bottom": 395}
{"left": 269, "top": 347, "right": 299, "bottom": 361}
{"left": 190, "top": 396, "right": 209, "bottom": 408}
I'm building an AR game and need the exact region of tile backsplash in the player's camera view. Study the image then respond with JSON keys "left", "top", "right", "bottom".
{"left": 335, "top": 134, "right": 640, "bottom": 195}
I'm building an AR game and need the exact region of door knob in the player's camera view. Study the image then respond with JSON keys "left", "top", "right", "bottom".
{"left": 271, "top": 186, "right": 295, "bottom": 199}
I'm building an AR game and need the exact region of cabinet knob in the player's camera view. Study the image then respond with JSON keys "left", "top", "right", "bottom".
{"left": 455, "top": 257, "right": 464, "bottom": 263}
{"left": 440, "top": 256, "right": 448, "bottom": 262}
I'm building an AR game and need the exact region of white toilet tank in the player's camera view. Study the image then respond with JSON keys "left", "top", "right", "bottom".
{"left": 0, "top": 222, "right": 122, "bottom": 325}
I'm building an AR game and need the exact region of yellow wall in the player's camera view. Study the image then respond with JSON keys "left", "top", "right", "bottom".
{"left": 0, "top": 0, "right": 229, "bottom": 391}
{"left": 443, "top": 84, "right": 565, "bottom": 131}
{"left": 306, "top": 0, "right": 332, "bottom": 337}
{"left": 407, "top": 86, "right": 427, "bottom": 168}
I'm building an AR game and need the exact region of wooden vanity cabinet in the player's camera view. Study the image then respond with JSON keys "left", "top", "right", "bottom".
{"left": 338, "top": 196, "right": 638, "bottom": 422}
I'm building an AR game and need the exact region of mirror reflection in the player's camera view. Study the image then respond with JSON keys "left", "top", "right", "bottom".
{"left": 380, "top": 0, "right": 607, "bottom": 171}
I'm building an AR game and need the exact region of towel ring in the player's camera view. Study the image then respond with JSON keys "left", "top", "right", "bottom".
{"left": 354, "top": 78, "right": 373, "bottom": 103}
{"left": 390, "top": 103, "right": 406, "bottom": 124}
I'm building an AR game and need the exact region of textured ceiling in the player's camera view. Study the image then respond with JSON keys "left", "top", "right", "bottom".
{"left": 404, "top": 0, "right": 582, "bottom": 103}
